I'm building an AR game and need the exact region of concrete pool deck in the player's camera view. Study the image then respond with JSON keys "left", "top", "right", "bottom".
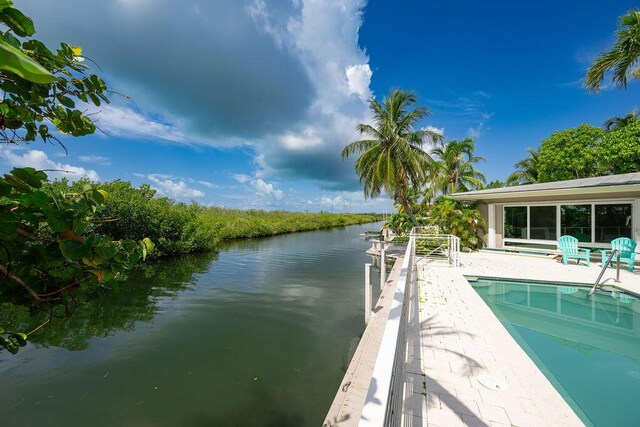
{"left": 460, "top": 250, "right": 640, "bottom": 294}
{"left": 408, "top": 251, "right": 605, "bottom": 426}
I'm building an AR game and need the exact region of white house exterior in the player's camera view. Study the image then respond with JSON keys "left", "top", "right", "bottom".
{"left": 449, "top": 173, "right": 640, "bottom": 251}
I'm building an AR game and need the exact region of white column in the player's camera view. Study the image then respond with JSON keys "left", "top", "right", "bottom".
{"left": 380, "top": 245, "right": 386, "bottom": 291}
{"left": 365, "top": 263, "right": 372, "bottom": 325}
{"left": 488, "top": 203, "right": 496, "bottom": 247}
{"left": 634, "top": 199, "right": 640, "bottom": 251}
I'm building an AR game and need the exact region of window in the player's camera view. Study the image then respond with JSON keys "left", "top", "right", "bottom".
{"left": 594, "top": 204, "right": 632, "bottom": 243}
{"left": 561, "top": 205, "right": 591, "bottom": 242}
{"left": 504, "top": 206, "right": 527, "bottom": 239}
{"left": 530, "top": 206, "right": 557, "bottom": 240}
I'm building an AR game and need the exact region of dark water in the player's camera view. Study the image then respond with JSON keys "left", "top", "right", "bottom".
{"left": 0, "top": 222, "right": 382, "bottom": 427}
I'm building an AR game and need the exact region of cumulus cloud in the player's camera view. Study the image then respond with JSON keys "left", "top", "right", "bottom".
{"left": 146, "top": 174, "right": 205, "bottom": 198}
{"left": 23, "top": 0, "right": 373, "bottom": 191}
{"left": 25, "top": 0, "right": 313, "bottom": 141}
{"left": 252, "top": 178, "right": 283, "bottom": 201}
{"left": 346, "top": 64, "right": 373, "bottom": 99}
{"left": 1, "top": 148, "right": 100, "bottom": 181}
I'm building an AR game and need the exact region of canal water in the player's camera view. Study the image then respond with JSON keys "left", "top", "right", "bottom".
{"left": 0, "top": 222, "right": 383, "bottom": 426}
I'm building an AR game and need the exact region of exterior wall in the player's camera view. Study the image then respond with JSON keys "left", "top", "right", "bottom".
{"left": 477, "top": 203, "right": 489, "bottom": 246}
{"left": 486, "top": 190, "right": 640, "bottom": 204}
{"left": 495, "top": 204, "right": 504, "bottom": 247}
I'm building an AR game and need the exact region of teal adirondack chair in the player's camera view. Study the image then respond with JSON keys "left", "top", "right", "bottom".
{"left": 601, "top": 237, "right": 638, "bottom": 272}
{"left": 558, "top": 235, "right": 591, "bottom": 266}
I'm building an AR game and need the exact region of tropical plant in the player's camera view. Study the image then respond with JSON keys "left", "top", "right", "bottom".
{"left": 387, "top": 212, "right": 413, "bottom": 236}
{"left": 426, "top": 198, "right": 486, "bottom": 250}
{"left": 431, "top": 138, "right": 486, "bottom": 194}
{"left": 597, "top": 120, "right": 640, "bottom": 174}
{"left": 584, "top": 9, "right": 640, "bottom": 93}
{"left": 537, "top": 124, "right": 605, "bottom": 182}
{"left": 604, "top": 109, "right": 638, "bottom": 131}
{"left": 507, "top": 148, "right": 540, "bottom": 185}
{"left": 0, "top": 168, "right": 154, "bottom": 354}
{"left": 485, "top": 180, "right": 506, "bottom": 189}
{"left": 0, "top": 2, "right": 110, "bottom": 147}
{"left": 342, "top": 89, "right": 442, "bottom": 226}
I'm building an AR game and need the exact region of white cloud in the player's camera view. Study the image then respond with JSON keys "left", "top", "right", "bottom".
{"left": 147, "top": 174, "right": 204, "bottom": 198}
{"left": 1, "top": 149, "right": 100, "bottom": 181}
{"left": 196, "top": 180, "right": 216, "bottom": 188}
{"left": 252, "top": 178, "right": 283, "bottom": 201}
{"left": 26, "top": 1, "right": 372, "bottom": 191}
{"left": 467, "top": 122, "right": 485, "bottom": 139}
{"left": 91, "top": 104, "right": 186, "bottom": 143}
{"left": 346, "top": 64, "right": 372, "bottom": 99}
{"left": 78, "top": 155, "right": 111, "bottom": 165}
{"left": 232, "top": 174, "right": 251, "bottom": 183}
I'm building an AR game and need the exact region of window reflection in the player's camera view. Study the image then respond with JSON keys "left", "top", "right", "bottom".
{"left": 561, "top": 205, "right": 591, "bottom": 242}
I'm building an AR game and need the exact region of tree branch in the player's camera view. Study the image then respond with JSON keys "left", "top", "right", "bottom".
{"left": 0, "top": 264, "right": 44, "bottom": 301}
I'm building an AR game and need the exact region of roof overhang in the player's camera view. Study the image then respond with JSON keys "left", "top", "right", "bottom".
{"left": 449, "top": 183, "right": 640, "bottom": 202}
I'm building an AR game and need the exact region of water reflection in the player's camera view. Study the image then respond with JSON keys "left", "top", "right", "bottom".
{"left": 0, "top": 253, "right": 217, "bottom": 352}
{"left": 0, "top": 222, "right": 381, "bottom": 427}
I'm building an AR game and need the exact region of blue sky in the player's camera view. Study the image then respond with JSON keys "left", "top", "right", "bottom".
{"left": 2, "top": 0, "right": 639, "bottom": 212}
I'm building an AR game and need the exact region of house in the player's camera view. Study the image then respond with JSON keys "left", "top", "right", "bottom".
{"left": 449, "top": 173, "right": 640, "bottom": 252}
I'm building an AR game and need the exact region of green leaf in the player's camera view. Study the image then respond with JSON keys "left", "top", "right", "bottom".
{"left": 57, "top": 96, "right": 75, "bottom": 108}
{"left": 0, "top": 39, "right": 56, "bottom": 84}
{"left": 59, "top": 238, "right": 87, "bottom": 260}
{"left": 9, "top": 332, "right": 27, "bottom": 346}
{"left": 0, "top": 1, "right": 14, "bottom": 11}
{"left": 142, "top": 237, "right": 154, "bottom": 254}
{"left": 0, "top": 211, "right": 17, "bottom": 241}
{"left": 0, "top": 7, "right": 34, "bottom": 37}
{"left": 95, "top": 243, "right": 117, "bottom": 260}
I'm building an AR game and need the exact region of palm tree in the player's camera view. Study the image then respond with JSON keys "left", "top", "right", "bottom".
{"left": 431, "top": 138, "right": 486, "bottom": 194}
{"left": 604, "top": 109, "right": 639, "bottom": 131}
{"left": 507, "top": 148, "right": 540, "bottom": 185}
{"left": 342, "top": 89, "right": 441, "bottom": 226}
{"left": 585, "top": 9, "right": 640, "bottom": 93}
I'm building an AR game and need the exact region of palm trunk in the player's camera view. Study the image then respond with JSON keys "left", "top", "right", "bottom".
{"left": 402, "top": 199, "right": 419, "bottom": 227}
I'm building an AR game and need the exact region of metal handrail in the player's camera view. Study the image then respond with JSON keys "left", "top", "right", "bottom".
{"left": 588, "top": 249, "right": 620, "bottom": 296}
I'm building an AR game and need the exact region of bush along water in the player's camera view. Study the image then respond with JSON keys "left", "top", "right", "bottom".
{"left": 0, "top": 168, "right": 154, "bottom": 354}
{"left": 46, "top": 178, "right": 382, "bottom": 259}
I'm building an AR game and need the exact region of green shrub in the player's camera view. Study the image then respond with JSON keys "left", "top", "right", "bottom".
{"left": 423, "top": 199, "right": 486, "bottom": 250}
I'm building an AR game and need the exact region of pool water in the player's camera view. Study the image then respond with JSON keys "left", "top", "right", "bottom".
{"left": 472, "top": 279, "right": 640, "bottom": 427}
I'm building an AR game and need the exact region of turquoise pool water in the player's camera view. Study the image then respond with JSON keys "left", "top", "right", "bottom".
{"left": 472, "top": 278, "right": 640, "bottom": 427}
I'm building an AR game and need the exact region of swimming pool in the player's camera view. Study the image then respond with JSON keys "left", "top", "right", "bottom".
{"left": 471, "top": 278, "right": 640, "bottom": 427}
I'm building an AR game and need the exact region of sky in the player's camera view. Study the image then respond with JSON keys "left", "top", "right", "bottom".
{"left": 2, "top": 0, "right": 639, "bottom": 212}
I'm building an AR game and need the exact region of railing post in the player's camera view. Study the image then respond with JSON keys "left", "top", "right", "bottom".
{"left": 365, "top": 263, "right": 372, "bottom": 325}
{"left": 380, "top": 244, "right": 386, "bottom": 290}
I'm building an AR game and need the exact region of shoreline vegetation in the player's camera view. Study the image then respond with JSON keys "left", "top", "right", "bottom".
{"left": 49, "top": 179, "right": 381, "bottom": 259}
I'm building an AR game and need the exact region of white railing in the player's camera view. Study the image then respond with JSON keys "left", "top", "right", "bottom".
{"left": 359, "top": 229, "right": 460, "bottom": 426}
{"left": 411, "top": 232, "right": 460, "bottom": 267}
{"left": 360, "top": 230, "right": 414, "bottom": 427}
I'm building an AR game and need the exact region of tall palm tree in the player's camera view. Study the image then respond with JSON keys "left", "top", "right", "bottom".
{"left": 585, "top": 9, "right": 640, "bottom": 93}
{"left": 507, "top": 148, "right": 540, "bottom": 185}
{"left": 342, "top": 89, "right": 441, "bottom": 226}
{"left": 431, "top": 138, "right": 486, "bottom": 194}
{"left": 604, "top": 109, "right": 639, "bottom": 131}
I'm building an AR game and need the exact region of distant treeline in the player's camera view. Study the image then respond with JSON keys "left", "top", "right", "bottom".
{"left": 46, "top": 180, "right": 380, "bottom": 258}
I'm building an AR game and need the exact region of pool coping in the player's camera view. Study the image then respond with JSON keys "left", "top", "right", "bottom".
{"left": 417, "top": 261, "right": 584, "bottom": 426}
{"left": 466, "top": 275, "right": 640, "bottom": 299}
